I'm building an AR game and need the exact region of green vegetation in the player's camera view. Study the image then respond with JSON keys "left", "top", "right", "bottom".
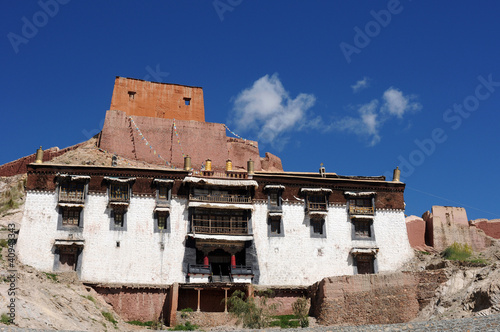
{"left": 0, "top": 239, "right": 8, "bottom": 248}
{"left": 81, "top": 295, "right": 97, "bottom": 305}
{"left": 0, "top": 313, "right": 12, "bottom": 325}
{"left": 0, "top": 183, "right": 23, "bottom": 216}
{"left": 443, "top": 242, "right": 488, "bottom": 264}
{"left": 101, "top": 311, "right": 117, "bottom": 327}
{"left": 180, "top": 307, "right": 193, "bottom": 318}
{"left": 292, "top": 296, "right": 310, "bottom": 328}
{"left": 269, "top": 315, "right": 300, "bottom": 328}
{"left": 227, "top": 289, "right": 279, "bottom": 329}
{"left": 44, "top": 272, "right": 58, "bottom": 282}
{"left": 168, "top": 321, "right": 198, "bottom": 331}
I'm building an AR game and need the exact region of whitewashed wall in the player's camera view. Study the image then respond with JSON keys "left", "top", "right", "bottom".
{"left": 18, "top": 191, "right": 413, "bottom": 286}
{"left": 18, "top": 191, "right": 60, "bottom": 271}
{"left": 252, "top": 202, "right": 414, "bottom": 286}
{"left": 18, "top": 191, "right": 190, "bottom": 285}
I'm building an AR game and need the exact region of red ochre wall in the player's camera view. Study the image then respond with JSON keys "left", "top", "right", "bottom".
{"left": 99, "top": 110, "right": 264, "bottom": 171}
{"left": 110, "top": 77, "right": 205, "bottom": 122}
{"left": 405, "top": 216, "right": 426, "bottom": 249}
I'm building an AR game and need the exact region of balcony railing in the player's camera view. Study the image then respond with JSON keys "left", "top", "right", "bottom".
{"left": 307, "top": 202, "right": 328, "bottom": 211}
{"left": 200, "top": 170, "right": 248, "bottom": 179}
{"left": 59, "top": 191, "right": 84, "bottom": 204}
{"left": 192, "top": 218, "right": 249, "bottom": 235}
{"left": 189, "top": 194, "right": 252, "bottom": 204}
{"left": 230, "top": 265, "right": 253, "bottom": 275}
{"left": 349, "top": 206, "right": 374, "bottom": 215}
{"left": 189, "top": 264, "right": 212, "bottom": 275}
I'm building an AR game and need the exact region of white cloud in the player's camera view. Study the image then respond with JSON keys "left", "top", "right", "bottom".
{"left": 231, "top": 74, "right": 316, "bottom": 145}
{"left": 335, "top": 100, "right": 381, "bottom": 146}
{"left": 332, "top": 87, "right": 421, "bottom": 146}
{"left": 381, "top": 87, "right": 422, "bottom": 118}
{"left": 351, "top": 77, "right": 370, "bottom": 93}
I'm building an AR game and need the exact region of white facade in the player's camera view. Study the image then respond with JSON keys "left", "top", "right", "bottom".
{"left": 18, "top": 180, "right": 414, "bottom": 286}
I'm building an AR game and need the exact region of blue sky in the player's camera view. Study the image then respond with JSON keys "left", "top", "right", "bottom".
{"left": 2, "top": 1, "right": 500, "bottom": 220}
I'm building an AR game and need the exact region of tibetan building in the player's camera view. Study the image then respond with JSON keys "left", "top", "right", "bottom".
{"left": 16, "top": 77, "right": 414, "bottom": 324}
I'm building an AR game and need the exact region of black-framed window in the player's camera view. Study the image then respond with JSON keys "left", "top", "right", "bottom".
{"left": 110, "top": 183, "right": 129, "bottom": 202}
{"left": 312, "top": 219, "right": 323, "bottom": 234}
{"left": 307, "top": 194, "right": 328, "bottom": 211}
{"left": 269, "top": 192, "right": 279, "bottom": 207}
{"left": 62, "top": 207, "right": 81, "bottom": 226}
{"left": 348, "top": 197, "right": 374, "bottom": 215}
{"left": 114, "top": 210, "right": 124, "bottom": 227}
{"left": 158, "top": 186, "right": 169, "bottom": 200}
{"left": 354, "top": 254, "right": 376, "bottom": 274}
{"left": 154, "top": 211, "right": 171, "bottom": 233}
{"left": 267, "top": 216, "right": 284, "bottom": 237}
{"left": 351, "top": 219, "right": 375, "bottom": 240}
{"left": 310, "top": 218, "right": 326, "bottom": 238}
{"left": 59, "top": 182, "right": 85, "bottom": 203}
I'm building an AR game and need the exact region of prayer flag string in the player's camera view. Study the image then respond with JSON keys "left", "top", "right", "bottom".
{"left": 223, "top": 124, "right": 257, "bottom": 148}
{"left": 129, "top": 116, "right": 172, "bottom": 166}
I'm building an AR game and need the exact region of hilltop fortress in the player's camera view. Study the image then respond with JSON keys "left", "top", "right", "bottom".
{"left": 16, "top": 77, "right": 414, "bottom": 325}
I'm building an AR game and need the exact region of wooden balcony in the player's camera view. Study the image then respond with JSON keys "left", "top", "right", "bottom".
{"left": 192, "top": 218, "right": 249, "bottom": 235}
{"left": 349, "top": 206, "right": 374, "bottom": 215}
{"left": 59, "top": 191, "right": 84, "bottom": 204}
{"left": 306, "top": 202, "right": 328, "bottom": 211}
{"left": 189, "top": 194, "right": 252, "bottom": 204}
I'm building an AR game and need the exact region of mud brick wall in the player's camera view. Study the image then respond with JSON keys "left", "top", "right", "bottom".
{"left": 310, "top": 273, "right": 420, "bottom": 326}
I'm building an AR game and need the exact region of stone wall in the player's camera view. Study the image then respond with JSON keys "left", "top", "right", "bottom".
{"left": 110, "top": 77, "right": 205, "bottom": 122}
{"left": 310, "top": 270, "right": 448, "bottom": 326}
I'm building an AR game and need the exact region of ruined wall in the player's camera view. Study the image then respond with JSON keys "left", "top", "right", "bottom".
{"left": 471, "top": 219, "right": 500, "bottom": 239}
{"left": 423, "top": 206, "right": 492, "bottom": 252}
{"left": 98, "top": 110, "right": 268, "bottom": 171}
{"left": 93, "top": 286, "right": 169, "bottom": 322}
{"left": 310, "top": 270, "right": 448, "bottom": 326}
{"left": 110, "top": 77, "right": 205, "bottom": 122}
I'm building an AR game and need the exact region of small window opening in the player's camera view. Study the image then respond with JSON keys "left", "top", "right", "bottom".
{"left": 270, "top": 218, "right": 281, "bottom": 235}
{"left": 114, "top": 211, "right": 124, "bottom": 227}
{"left": 116, "top": 241, "right": 120, "bottom": 247}
{"left": 184, "top": 98, "right": 191, "bottom": 106}
{"left": 128, "top": 91, "right": 136, "bottom": 100}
